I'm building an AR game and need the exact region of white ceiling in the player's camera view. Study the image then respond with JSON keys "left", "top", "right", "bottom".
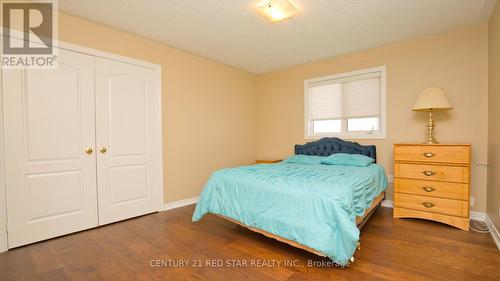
{"left": 59, "top": 0, "right": 497, "bottom": 74}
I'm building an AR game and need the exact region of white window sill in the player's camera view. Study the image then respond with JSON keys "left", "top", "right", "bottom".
{"left": 305, "top": 133, "right": 387, "bottom": 140}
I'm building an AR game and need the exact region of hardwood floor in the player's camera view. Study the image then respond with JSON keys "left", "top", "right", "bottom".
{"left": 0, "top": 206, "right": 499, "bottom": 281}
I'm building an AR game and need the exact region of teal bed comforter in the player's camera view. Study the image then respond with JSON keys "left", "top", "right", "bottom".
{"left": 192, "top": 161, "right": 387, "bottom": 265}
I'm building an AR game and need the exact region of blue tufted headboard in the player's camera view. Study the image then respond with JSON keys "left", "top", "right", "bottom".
{"left": 294, "top": 137, "right": 377, "bottom": 163}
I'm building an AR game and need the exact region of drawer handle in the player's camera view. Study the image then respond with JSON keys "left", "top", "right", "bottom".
{"left": 423, "top": 152, "right": 435, "bottom": 157}
{"left": 422, "top": 170, "right": 435, "bottom": 176}
{"left": 422, "top": 186, "right": 435, "bottom": 192}
{"left": 422, "top": 202, "right": 435, "bottom": 208}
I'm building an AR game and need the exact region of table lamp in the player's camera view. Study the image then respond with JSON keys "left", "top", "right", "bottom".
{"left": 413, "top": 88, "right": 453, "bottom": 144}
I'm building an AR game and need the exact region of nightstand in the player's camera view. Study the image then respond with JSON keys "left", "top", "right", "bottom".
{"left": 255, "top": 159, "right": 283, "bottom": 164}
{"left": 393, "top": 144, "right": 471, "bottom": 230}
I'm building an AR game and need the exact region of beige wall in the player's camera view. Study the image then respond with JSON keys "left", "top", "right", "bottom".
{"left": 14, "top": 12, "right": 493, "bottom": 214}
{"left": 488, "top": 3, "right": 500, "bottom": 229}
{"left": 256, "top": 25, "right": 489, "bottom": 212}
{"left": 57, "top": 13, "right": 257, "bottom": 203}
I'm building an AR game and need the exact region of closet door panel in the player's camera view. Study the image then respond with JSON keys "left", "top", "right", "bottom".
{"left": 3, "top": 49, "right": 98, "bottom": 248}
{"left": 95, "top": 58, "right": 161, "bottom": 225}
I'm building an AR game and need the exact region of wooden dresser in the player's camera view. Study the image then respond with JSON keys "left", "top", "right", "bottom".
{"left": 393, "top": 144, "right": 470, "bottom": 230}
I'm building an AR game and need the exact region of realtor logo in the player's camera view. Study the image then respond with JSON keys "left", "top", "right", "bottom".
{"left": 1, "top": 1, "right": 58, "bottom": 68}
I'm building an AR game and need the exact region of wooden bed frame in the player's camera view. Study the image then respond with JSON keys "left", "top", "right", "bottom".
{"left": 217, "top": 191, "right": 385, "bottom": 257}
{"left": 215, "top": 138, "right": 383, "bottom": 259}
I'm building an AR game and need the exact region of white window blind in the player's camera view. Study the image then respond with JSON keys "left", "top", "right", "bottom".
{"left": 308, "top": 72, "right": 381, "bottom": 121}
{"left": 305, "top": 66, "right": 386, "bottom": 139}
{"left": 309, "top": 83, "right": 342, "bottom": 120}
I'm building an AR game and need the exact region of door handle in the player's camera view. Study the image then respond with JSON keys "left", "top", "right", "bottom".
{"left": 85, "top": 147, "right": 93, "bottom": 155}
{"left": 100, "top": 146, "right": 107, "bottom": 153}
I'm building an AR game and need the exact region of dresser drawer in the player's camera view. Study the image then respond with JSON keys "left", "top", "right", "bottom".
{"left": 394, "top": 145, "right": 470, "bottom": 164}
{"left": 395, "top": 163, "right": 469, "bottom": 183}
{"left": 394, "top": 178, "right": 468, "bottom": 200}
{"left": 394, "top": 193, "right": 468, "bottom": 217}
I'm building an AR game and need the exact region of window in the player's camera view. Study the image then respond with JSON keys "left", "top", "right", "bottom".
{"left": 305, "top": 66, "right": 386, "bottom": 139}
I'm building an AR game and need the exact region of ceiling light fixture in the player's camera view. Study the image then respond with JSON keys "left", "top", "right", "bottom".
{"left": 256, "top": 0, "right": 299, "bottom": 23}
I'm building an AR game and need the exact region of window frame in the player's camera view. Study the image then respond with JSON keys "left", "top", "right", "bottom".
{"left": 304, "top": 66, "right": 387, "bottom": 140}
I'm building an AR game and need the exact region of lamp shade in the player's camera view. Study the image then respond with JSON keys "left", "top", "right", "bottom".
{"left": 412, "top": 88, "right": 453, "bottom": 111}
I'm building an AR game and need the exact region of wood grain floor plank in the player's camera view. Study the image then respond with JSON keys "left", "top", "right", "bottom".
{"left": 0, "top": 206, "right": 499, "bottom": 281}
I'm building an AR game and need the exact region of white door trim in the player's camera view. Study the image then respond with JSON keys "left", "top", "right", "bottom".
{"left": 0, "top": 29, "right": 163, "bottom": 251}
{"left": 1, "top": 29, "right": 161, "bottom": 71}
{"left": 0, "top": 64, "right": 7, "bottom": 253}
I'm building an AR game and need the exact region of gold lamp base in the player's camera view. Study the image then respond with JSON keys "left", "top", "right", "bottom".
{"left": 424, "top": 110, "right": 439, "bottom": 144}
{"left": 413, "top": 88, "right": 453, "bottom": 143}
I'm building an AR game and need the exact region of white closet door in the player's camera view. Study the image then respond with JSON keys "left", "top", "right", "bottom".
{"left": 95, "top": 57, "right": 161, "bottom": 225}
{"left": 3, "top": 49, "right": 98, "bottom": 248}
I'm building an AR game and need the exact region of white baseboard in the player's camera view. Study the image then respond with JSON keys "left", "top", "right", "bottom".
{"left": 380, "top": 200, "right": 486, "bottom": 222}
{"left": 161, "top": 196, "right": 199, "bottom": 212}
{"left": 485, "top": 214, "right": 500, "bottom": 250}
{"left": 381, "top": 199, "right": 393, "bottom": 208}
{"left": 469, "top": 211, "right": 487, "bottom": 221}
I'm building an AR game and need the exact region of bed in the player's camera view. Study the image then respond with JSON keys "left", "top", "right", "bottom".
{"left": 192, "top": 137, "right": 387, "bottom": 266}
